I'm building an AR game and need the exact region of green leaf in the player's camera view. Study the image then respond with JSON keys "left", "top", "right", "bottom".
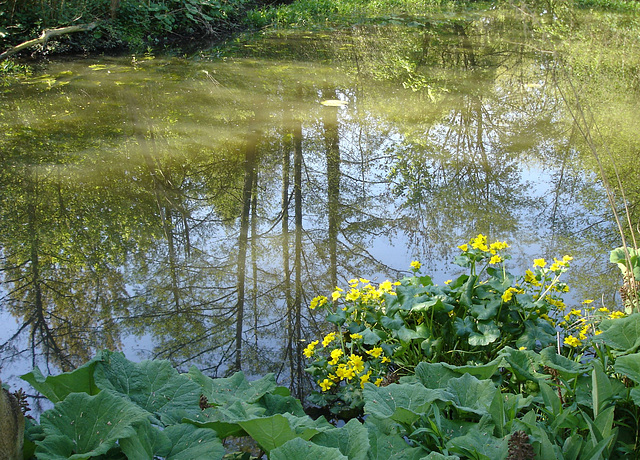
{"left": 310, "top": 419, "right": 369, "bottom": 460}
{"left": 460, "top": 275, "right": 478, "bottom": 308}
{"left": 119, "top": 418, "right": 171, "bottom": 459}
{"left": 204, "top": 371, "right": 278, "bottom": 405}
{"left": 613, "top": 352, "right": 640, "bottom": 383}
{"left": 36, "top": 390, "right": 150, "bottom": 459}
{"left": 271, "top": 437, "right": 347, "bottom": 460}
{"left": 454, "top": 316, "right": 475, "bottom": 337}
{"left": 540, "top": 347, "right": 588, "bottom": 380}
{"left": 361, "top": 327, "right": 383, "bottom": 345}
{"left": 515, "top": 320, "right": 556, "bottom": 351}
{"left": 364, "top": 383, "right": 449, "bottom": 420}
{"left": 592, "top": 361, "right": 613, "bottom": 417}
{"left": 468, "top": 321, "right": 500, "bottom": 346}
{"left": 539, "top": 380, "right": 561, "bottom": 416}
{"left": 364, "top": 416, "right": 428, "bottom": 459}
{"left": 164, "top": 423, "right": 225, "bottom": 459}
{"left": 446, "top": 373, "right": 497, "bottom": 416}
{"left": 21, "top": 353, "right": 102, "bottom": 402}
{"left": 469, "top": 299, "right": 500, "bottom": 320}
{"left": 237, "top": 414, "right": 301, "bottom": 454}
{"left": 441, "top": 357, "right": 503, "bottom": 380}
{"left": 414, "top": 362, "right": 459, "bottom": 388}
{"left": 93, "top": 351, "right": 201, "bottom": 423}
{"left": 595, "top": 313, "right": 640, "bottom": 353}
{"left": 446, "top": 427, "right": 508, "bottom": 460}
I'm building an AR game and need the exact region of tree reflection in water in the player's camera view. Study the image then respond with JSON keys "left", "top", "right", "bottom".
{"left": 0, "top": 13, "right": 633, "bottom": 401}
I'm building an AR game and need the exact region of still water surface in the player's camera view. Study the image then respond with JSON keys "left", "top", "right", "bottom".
{"left": 0, "top": 14, "right": 628, "bottom": 397}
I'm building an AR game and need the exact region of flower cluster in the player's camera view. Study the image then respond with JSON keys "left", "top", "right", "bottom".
{"left": 303, "top": 278, "right": 400, "bottom": 400}
{"left": 560, "top": 301, "right": 627, "bottom": 349}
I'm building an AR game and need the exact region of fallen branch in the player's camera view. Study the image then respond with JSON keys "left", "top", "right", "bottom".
{"left": 0, "top": 22, "right": 97, "bottom": 60}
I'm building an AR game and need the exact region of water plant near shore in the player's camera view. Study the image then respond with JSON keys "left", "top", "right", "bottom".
{"left": 8, "top": 238, "right": 640, "bottom": 458}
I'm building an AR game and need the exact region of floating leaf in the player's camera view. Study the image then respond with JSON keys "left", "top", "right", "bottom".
{"left": 320, "top": 99, "right": 348, "bottom": 106}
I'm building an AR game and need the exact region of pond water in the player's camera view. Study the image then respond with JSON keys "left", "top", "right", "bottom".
{"left": 0, "top": 10, "right": 634, "bottom": 398}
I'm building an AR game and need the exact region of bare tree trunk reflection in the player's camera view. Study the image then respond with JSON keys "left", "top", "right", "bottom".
{"left": 323, "top": 89, "right": 341, "bottom": 290}
{"left": 234, "top": 131, "right": 258, "bottom": 371}
{"left": 293, "top": 118, "right": 304, "bottom": 398}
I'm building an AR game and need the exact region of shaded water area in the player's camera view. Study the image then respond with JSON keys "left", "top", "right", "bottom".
{"left": 0, "top": 10, "right": 634, "bottom": 402}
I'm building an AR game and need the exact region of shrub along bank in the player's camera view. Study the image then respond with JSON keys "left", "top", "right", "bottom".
{"left": 13, "top": 236, "right": 640, "bottom": 459}
{"left": 0, "top": 0, "right": 277, "bottom": 57}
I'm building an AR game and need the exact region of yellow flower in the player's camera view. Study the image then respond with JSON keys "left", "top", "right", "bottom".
{"left": 309, "top": 296, "right": 328, "bottom": 310}
{"left": 490, "top": 241, "right": 510, "bottom": 251}
{"left": 350, "top": 333, "right": 363, "bottom": 341}
{"left": 582, "top": 299, "right": 593, "bottom": 304}
{"left": 374, "top": 377, "right": 384, "bottom": 387}
{"left": 444, "top": 279, "right": 452, "bottom": 285}
{"left": 322, "top": 332, "right": 336, "bottom": 347}
{"left": 366, "top": 347, "right": 383, "bottom": 358}
{"left": 381, "top": 356, "right": 390, "bottom": 363}
{"left": 458, "top": 244, "right": 469, "bottom": 252}
{"left": 471, "top": 234, "right": 488, "bottom": 251}
{"left": 563, "top": 255, "right": 573, "bottom": 262}
{"left": 533, "top": 258, "right": 546, "bottom": 268}
{"left": 342, "top": 367, "right": 356, "bottom": 380}
{"left": 564, "top": 335, "right": 581, "bottom": 348}
{"left": 610, "top": 311, "right": 626, "bottom": 319}
{"left": 329, "top": 348, "right": 343, "bottom": 365}
{"left": 319, "top": 378, "right": 333, "bottom": 392}
{"left": 379, "top": 280, "right": 393, "bottom": 292}
{"left": 502, "top": 287, "right": 521, "bottom": 303}
{"left": 359, "top": 278, "right": 370, "bottom": 284}
{"left": 489, "top": 255, "right": 502, "bottom": 265}
{"left": 410, "top": 261, "right": 422, "bottom": 270}
{"left": 303, "top": 340, "right": 319, "bottom": 358}
{"left": 348, "top": 354, "right": 365, "bottom": 373}
{"left": 360, "top": 371, "right": 372, "bottom": 389}
{"left": 519, "top": 346, "right": 526, "bottom": 350}
{"left": 345, "top": 289, "right": 361, "bottom": 302}
{"left": 598, "top": 307, "right": 609, "bottom": 313}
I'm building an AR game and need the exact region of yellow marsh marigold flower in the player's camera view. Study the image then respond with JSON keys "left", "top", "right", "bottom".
{"left": 360, "top": 278, "right": 370, "bottom": 284}
{"left": 374, "top": 377, "right": 384, "bottom": 386}
{"left": 348, "top": 354, "right": 365, "bottom": 373}
{"left": 322, "top": 332, "right": 336, "bottom": 347}
{"left": 309, "top": 295, "right": 328, "bottom": 310}
{"left": 303, "top": 340, "right": 319, "bottom": 358}
{"left": 502, "top": 287, "right": 521, "bottom": 303}
{"left": 329, "top": 348, "right": 343, "bottom": 365}
{"left": 524, "top": 269, "right": 541, "bottom": 287}
{"left": 610, "top": 311, "right": 626, "bottom": 319}
{"left": 345, "top": 289, "right": 361, "bottom": 302}
{"left": 366, "top": 347, "right": 383, "bottom": 358}
{"left": 519, "top": 346, "right": 527, "bottom": 350}
{"left": 564, "top": 335, "right": 581, "bottom": 347}
{"left": 471, "top": 234, "right": 488, "bottom": 251}
{"left": 599, "top": 307, "right": 609, "bottom": 313}
{"left": 381, "top": 356, "right": 390, "bottom": 363}
{"left": 490, "top": 255, "right": 502, "bottom": 265}
{"left": 360, "top": 371, "right": 372, "bottom": 389}
{"left": 490, "top": 241, "right": 510, "bottom": 251}
{"left": 331, "top": 287, "right": 343, "bottom": 302}
{"left": 458, "top": 243, "right": 469, "bottom": 252}
{"left": 410, "top": 261, "right": 422, "bottom": 270}
{"left": 379, "top": 280, "right": 393, "bottom": 292}
{"left": 350, "top": 333, "right": 363, "bottom": 341}
{"left": 533, "top": 258, "right": 546, "bottom": 268}
{"left": 319, "top": 378, "right": 334, "bottom": 392}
